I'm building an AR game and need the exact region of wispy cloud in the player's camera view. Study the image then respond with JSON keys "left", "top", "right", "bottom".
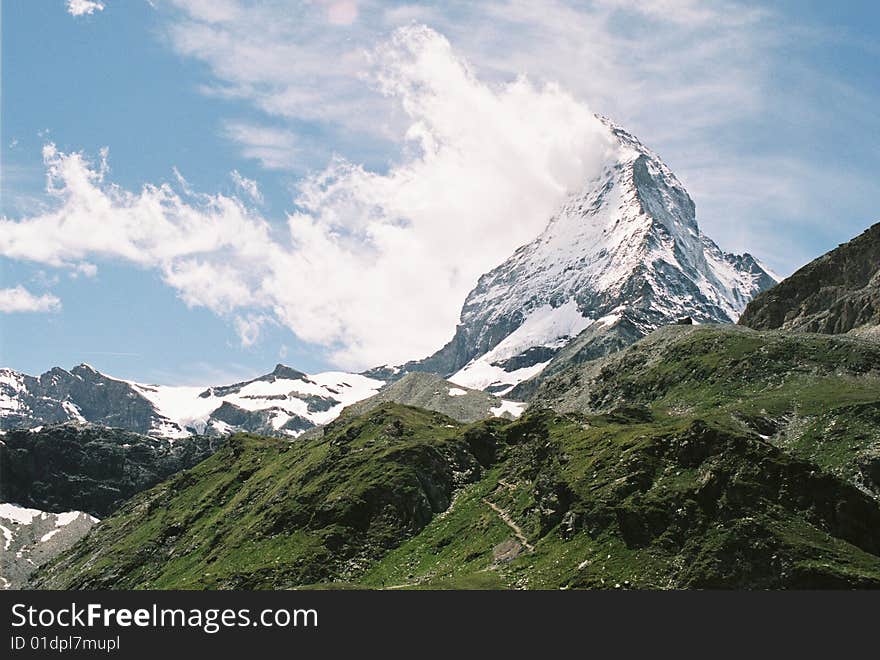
{"left": 155, "top": 0, "right": 880, "bottom": 274}
{"left": 0, "top": 286, "right": 62, "bottom": 313}
{"left": 161, "top": 0, "right": 774, "bottom": 153}
{"left": 233, "top": 314, "right": 272, "bottom": 347}
{"left": 320, "top": 0, "right": 359, "bottom": 26}
{"left": 80, "top": 351, "right": 142, "bottom": 357}
{"left": 222, "top": 122, "right": 298, "bottom": 170}
{"left": 230, "top": 170, "right": 263, "bottom": 204}
{"left": 140, "top": 360, "right": 259, "bottom": 387}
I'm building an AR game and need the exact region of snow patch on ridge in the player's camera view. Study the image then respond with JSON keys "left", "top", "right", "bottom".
{"left": 0, "top": 369, "right": 26, "bottom": 413}
{"left": 450, "top": 359, "right": 548, "bottom": 395}
{"left": 129, "top": 370, "right": 384, "bottom": 438}
{"left": 0, "top": 503, "right": 45, "bottom": 525}
{"left": 60, "top": 400, "right": 86, "bottom": 422}
{"left": 40, "top": 529, "right": 60, "bottom": 543}
{"left": 490, "top": 400, "right": 527, "bottom": 418}
{"left": 451, "top": 301, "right": 592, "bottom": 393}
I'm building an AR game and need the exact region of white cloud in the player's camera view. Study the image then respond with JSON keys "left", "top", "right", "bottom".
{"left": 158, "top": 0, "right": 880, "bottom": 276}
{"left": 222, "top": 122, "right": 298, "bottom": 170}
{"left": 162, "top": 0, "right": 774, "bottom": 156}
{"left": 166, "top": 1, "right": 375, "bottom": 127}
{"left": 72, "top": 262, "right": 98, "bottom": 278}
{"left": 0, "top": 286, "right": 61, "bottom": 313}
{"left": 0, "top": 27, "right": 616, "bottom": 369}
{"left": 67, "top": 0, "right": 105, "bottom": 17}
{"left": 230, "top": 170, "right": 263, "bottom": 204}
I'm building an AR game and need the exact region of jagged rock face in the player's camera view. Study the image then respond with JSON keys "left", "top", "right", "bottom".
{"left": 507, "top": 312, "right": 645, "bottom": 400}
{"left": 0, "top": 363, "right": 383, "bottom": 439}
{"left": 740, "top": 222, "right": 880, "bottom": 334}
{"left": 0, "top": 504, "right": 99, "bottom": 590}
{"left": 0, "top": 365, "right": 159, "bottom": 434}
{"left": 399, "top": 119, "right": 777, "bottom": 395}
{"left": 0, "top": 423, "right": 223, "bottom": 517}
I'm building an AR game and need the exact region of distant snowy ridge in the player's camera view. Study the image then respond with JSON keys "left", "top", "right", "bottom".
{"left": 0, "top": 359, "right": 529, "bottom": 439}
{"left": 0, "top": 363, "right": 383, "bottom": 439}
{"left": 127, "top": 366, "right": 384, "bottom": 438}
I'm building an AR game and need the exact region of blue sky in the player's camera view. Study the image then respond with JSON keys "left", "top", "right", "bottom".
{"left": 1, "top": 0, "right": 878, "bottom": 384}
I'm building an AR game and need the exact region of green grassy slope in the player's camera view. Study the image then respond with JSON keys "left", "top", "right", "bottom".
{"left": 34, "top": 409, "right": 880, "bottom": 589}
{"left": 360, "top": 410, "right": 880, "bottom": 589}
{"left": 531, "top": 324, "right": 880, "bottom": 497}
{"left": 34, "top": 405, "right": 485, "bottom": 589}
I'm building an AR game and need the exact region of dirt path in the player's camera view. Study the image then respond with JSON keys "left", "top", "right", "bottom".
{"left": 483, "top": 499, "right": 534, "bottom": 551}
{"left": 381, "top": 498, "right": 533, "bottom": 588}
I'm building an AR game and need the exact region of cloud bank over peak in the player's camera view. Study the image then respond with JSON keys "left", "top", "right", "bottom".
{"left": 0, "top": 26, "right": 616, "bottom": 369}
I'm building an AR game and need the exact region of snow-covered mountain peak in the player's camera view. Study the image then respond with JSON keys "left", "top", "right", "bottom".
{"left": 406, "top": 117, "right": 779, "bottom": 394}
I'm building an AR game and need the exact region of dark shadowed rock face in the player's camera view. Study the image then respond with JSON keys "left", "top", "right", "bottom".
{"left": 0, "top": 423, "right": 223, "bottom": 518}
{"left": 209, "top": 401, "right": 312, "bottom": 436}
{"left": 740, "top": 223, "right": 880, "bottom": 334}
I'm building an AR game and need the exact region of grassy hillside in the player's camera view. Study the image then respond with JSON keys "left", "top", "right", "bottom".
{"left": 34, "top": 397, "right": 880, "bottom": 589}
{"left": 34, "top": 405, "right": 484, "bottom": 589}
{"left": 531, "top": 324, "right": 880, "bottom": 498}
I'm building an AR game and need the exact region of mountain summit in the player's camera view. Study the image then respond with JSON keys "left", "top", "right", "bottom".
{"left": 392, "top": 118, "right": 778, "bottom": 394}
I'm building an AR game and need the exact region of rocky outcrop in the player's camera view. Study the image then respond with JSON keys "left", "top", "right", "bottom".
{"left": 338, "top": 372, "right": 523, "bottom": 423}
{"left": 0, "top": 364, "right": 159, "bottom": 433}
{"left": 0, "top": 504, "right": 98, "bottom": 589}
{"left": 739, "top": 223, "right": 880, "bottom": 334}
{"left": 0, "top": 423, "right": 222, "bottom": 517}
